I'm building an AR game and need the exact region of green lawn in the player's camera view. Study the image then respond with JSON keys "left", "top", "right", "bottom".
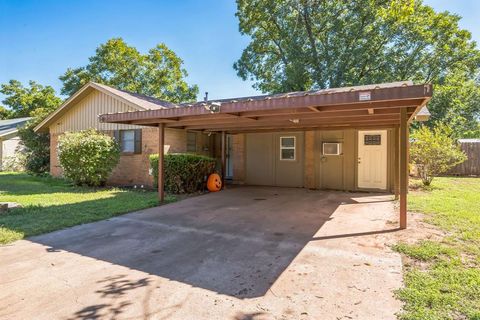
{"left": 0, "top": 172, "right": 174, "bottom": 244}
{"left": 394, "top": 177, "right": 480, "bottom": 320}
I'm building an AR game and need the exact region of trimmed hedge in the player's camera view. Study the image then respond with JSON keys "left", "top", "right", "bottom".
{"left": 149, "top": 153, "right": 216, "bottom": 194}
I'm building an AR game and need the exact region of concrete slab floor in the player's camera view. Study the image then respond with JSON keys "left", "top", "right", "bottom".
{"left": 0, "top": 187, "right": 405, "bottom": 320}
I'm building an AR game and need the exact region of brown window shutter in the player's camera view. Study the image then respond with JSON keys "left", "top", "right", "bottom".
{"left": 134, "top": 129, "right": 142, "bottom": 154}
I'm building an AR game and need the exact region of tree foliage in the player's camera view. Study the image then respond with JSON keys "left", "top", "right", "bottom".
{"left": 425, "top": 70, "right": 480, "bottom": 138}
{"left": 0, "top": 80, "right": 62, "bottom": 119}
{"left": 0, "top": 80, "right": 62, "bottom": 174}
{"left": 58, "top": 129, "right": 120, "bottom": 186}
{"left": 410, "top": 124, "right": 467, "bottom": 186}
{"left": 234, "top": 0, "right": 480, "bottom": 136}
{"left": 59, "top": 38, "right": 198, "bottom": 103}
{"left": 235, "top": 0, "right": 479, "bottom": 92}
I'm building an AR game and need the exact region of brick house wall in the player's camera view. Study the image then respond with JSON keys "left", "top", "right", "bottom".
{"left": 50, "top": 127, "right": 188, "bottom": 187}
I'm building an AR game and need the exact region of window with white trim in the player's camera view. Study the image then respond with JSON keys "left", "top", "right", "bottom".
{"left": 114, "top": 129, "right": 142, "bottom": 154}
{"left": 280, "top": 136, "right": 296, "bottom": 160}
{"left": 120, "top": 130, "right": 135, "bottom": 153}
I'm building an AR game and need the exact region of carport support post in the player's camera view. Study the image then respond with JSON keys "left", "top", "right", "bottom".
{"left": 394, "top": 126, "right": 400, "bottom": 200}
{"left": 221, "top": 131, "right": 226, "bottom": 189}
{"left": 399, "top": 109, "right": 408, "bottom": 229}
{"left": 158, "top": 123, "right": 165, "bottom": 202}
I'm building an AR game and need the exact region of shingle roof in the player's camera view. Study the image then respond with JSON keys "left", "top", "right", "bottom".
{"left": 92, "top": 82, "right": 178, "bottom": 110}
{"left": 0, "top": 117, "right": 31, "bottom": 138}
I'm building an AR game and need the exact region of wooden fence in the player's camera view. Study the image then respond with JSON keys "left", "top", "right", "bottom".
{"left": 448, "top": 140, "right": 480, "bottom": 176}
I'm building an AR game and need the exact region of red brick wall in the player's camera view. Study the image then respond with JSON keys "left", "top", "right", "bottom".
{"left": 50, "top": 127, "right": 188, "bottom": 187}
{"left": 50, "top": 133, "right": 63, "bottom": 177}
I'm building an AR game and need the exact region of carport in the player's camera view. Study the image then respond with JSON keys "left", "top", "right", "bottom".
{"left": 100, "top": 81, "right": 432, "bottom": 229}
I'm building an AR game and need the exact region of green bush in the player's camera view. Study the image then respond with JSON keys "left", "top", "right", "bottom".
{"left": 17, "top": 119, "right": 50, "bottom": 175}
{"left": 411, "top": 124, "right": 467, "bottom": 186}
{"left": 149, "top": 153, "right": 216, "bottom": 193}
{"left": 58, "top": 129, "right": 120, "bottom": 186}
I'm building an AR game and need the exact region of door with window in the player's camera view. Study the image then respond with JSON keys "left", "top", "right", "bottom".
{"left": 357, "top": 130, "right": 387, "bottom": 189}
{"left": 274, "top": 133, "right": 304, "bottom": 187}
{"left": 245, "top": 132, "right": 304, "bottom": 187}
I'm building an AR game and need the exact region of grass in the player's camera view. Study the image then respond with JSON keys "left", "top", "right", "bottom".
{"left": 0, "top": 172, "right": 175, "bottom": 244}
{"left": 394, "top": 177, "right": 480, "bottom": 320}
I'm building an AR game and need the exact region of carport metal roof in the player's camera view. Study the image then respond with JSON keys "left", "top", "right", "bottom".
{"left": 99, "top": 81, "right": 432, "bottom": 133}
{"left": 99, "top": 81, "right": 433, "bottom": 230}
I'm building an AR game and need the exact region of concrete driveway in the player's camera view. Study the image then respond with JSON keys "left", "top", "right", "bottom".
{"left": 0, "top": 187, "right": 403, "bottom": 320}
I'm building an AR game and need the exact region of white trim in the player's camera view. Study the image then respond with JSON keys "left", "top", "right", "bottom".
{"left": 279, "top": 136, "right": 296, "bottom": 161}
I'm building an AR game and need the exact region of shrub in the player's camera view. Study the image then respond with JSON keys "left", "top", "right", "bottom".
{"left": 17, "top": 119, "right": 50, "bottom": 175}
{"left": 1, "top": 153, "right": 26, "bottom": 172}
{"left": 58, "top": 129, "right": 120, "bottom": 186}
{"left": 410, "top": 124, "right": 467, "bottom": 186}
{"left": 149, "top": 153, "right": 216, "bottom": 193}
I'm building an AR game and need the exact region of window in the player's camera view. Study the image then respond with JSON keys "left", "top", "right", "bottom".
{"left": 280, "top": 136, "right": 295, "bottom": 160}
{"left": 187, "top": 131, "right": 197, "bottom": 153}
{"left": 121, "top": 130, "right": 135, "bottom": 152}
{"left": 364, "top": 134, "right": 381, "bottom": 145}
{"left": 114, "top": 129, "right": 142, "bottom": 154}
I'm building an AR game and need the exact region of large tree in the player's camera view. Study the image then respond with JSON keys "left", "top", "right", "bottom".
{"left": 60, "top": 38, "right": 198, "bottom": 103}
{"left": 234, "top": 0, "right": 480, "bottom": 136}
{"left": 426, "top": 70, "right": 480, "bottom": 138}
{"left": 234, "top": 0, "right": 479, "bottom": 92}
{"left": 0, "top": 80, "right": 62, "bottom": 119}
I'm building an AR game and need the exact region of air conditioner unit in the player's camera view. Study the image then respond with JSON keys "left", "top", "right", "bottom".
{"left": 323, "top": 142, "right": 342, "bottom": 155}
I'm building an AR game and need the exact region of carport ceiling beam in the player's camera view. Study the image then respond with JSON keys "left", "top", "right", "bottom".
{"left": 185, "top": 116, "right": 401, "bottom": 131}
{"left": 165, "top": 108, "right": 415, "bottom": 128}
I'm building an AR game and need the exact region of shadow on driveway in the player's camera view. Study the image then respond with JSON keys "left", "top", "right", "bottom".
{"left": 31, "top": 186, "right": 392, "bottom": 299}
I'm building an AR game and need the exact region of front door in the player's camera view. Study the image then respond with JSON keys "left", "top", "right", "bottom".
{"left": 357, "top": 130, "right": 387, "bottom": 189}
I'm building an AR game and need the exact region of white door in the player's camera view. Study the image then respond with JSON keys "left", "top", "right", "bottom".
{"left": 358, "top": 130, "right": 387, "bottom": 189}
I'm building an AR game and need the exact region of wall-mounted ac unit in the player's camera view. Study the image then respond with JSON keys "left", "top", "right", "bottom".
{"left": 323, "top": 142, "right": 343, "bottom": 155}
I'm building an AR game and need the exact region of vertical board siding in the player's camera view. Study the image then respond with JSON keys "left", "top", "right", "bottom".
{"left": 49, "top": 90, "right": 146, "bottom": 133}
{"left": 448, "top": 141, "right": 480, "bottom": 176}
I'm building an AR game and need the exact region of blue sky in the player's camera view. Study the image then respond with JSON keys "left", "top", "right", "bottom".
{"left": 0, "top": 0, "right": 479, "bottom": 102}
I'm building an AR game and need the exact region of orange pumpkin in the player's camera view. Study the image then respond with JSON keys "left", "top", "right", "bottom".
{"left": 207, "top": 173, "right": 222, "bottom": 192}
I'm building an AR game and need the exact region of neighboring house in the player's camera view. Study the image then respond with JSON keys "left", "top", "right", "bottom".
{"left": 0, "top": 117, "right": 31, "bottom": 171}
{"left": 34, "top": 82, "right": 220, "bottom": 186}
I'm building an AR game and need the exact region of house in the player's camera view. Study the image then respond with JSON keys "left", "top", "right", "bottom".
{"left": 99, "top": 81, "right": 433, "bottom": 229}
{"left": 34, "top": 82, "right": 221, "bottom": 186}
{"left": 0, "top": 117, "right": 31, "bottom": 170}
{"left": 34, "top": 80, "right": 431, "bottom": 228}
